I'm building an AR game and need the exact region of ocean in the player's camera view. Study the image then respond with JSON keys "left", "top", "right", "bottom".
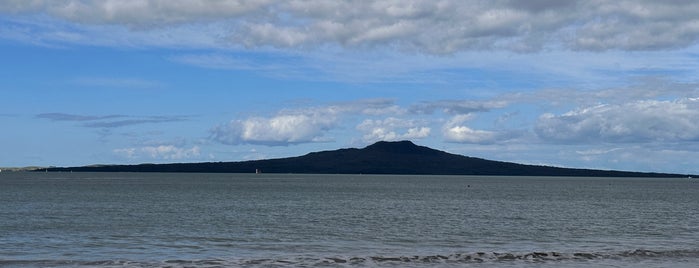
{"left": 1, "top": 172, "right": 697, "bottom": 267}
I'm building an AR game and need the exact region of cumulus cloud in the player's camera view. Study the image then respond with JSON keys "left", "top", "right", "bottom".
{"left": 114, "top": 145, "right": 200, "bottom": 160}
{"left": 209, "top": 97, "right": 523, "bottom": 147}
{"left": 356, "top": 117, "right": 430, "bottom": 142}
{"left": 443, "top": 114, "right": 499, "bottom": 144}
{"left": 535, "top": 98, "right": 699, "bottom": 143}
{"left": 211, "top": 114, "right": 335, "bottom": 146}
{"left": 4, "top": 1, "right": 699, "bottom": 53}
{"left": 210, "top": 99, "right": 405, "bottom": 146}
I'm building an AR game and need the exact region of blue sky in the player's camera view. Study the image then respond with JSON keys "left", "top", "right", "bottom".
{"left": 2, "top": 0, "right": 699, "bottom": 174}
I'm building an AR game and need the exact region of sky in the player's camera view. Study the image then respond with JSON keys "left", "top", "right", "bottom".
{"left": 2, "top": 0, "right": 699, "bottom": 174}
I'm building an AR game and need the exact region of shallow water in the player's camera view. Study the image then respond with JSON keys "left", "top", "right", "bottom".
{"left": 1, "top": 173, "right": 698, "bottom": 267}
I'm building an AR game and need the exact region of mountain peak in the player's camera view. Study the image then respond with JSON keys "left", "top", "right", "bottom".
{"left": 363, "top": 140, "right": 436, "bottom": 154}
{"left": 365, "top": 140, "right": 415, "bottom": 148}
{"left": 364, "top": 140, "right": 412, "bottom": 147}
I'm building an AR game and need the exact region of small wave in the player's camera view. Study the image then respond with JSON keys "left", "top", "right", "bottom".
{"left": 240, "top": 249, "right": 699, "bottom": 265}
{"left": 3, "top": 249, "right": 698, "bottom": 267}
{"left": 0, "top": 259, "right": 137, "bottom": 267}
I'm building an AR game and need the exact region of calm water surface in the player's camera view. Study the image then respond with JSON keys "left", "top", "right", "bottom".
{"left": 1, "top": 172, "right": 698, "bottom": 267}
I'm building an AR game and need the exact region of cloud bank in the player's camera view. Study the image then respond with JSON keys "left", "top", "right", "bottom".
{"left": 536, "top": 98, "right": 699, "bottom": 143}
{"left": 4, "top": 0, "right": 699, "bottom": 53}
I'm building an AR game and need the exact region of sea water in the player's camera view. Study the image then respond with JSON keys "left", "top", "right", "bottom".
{"left": 1, "top": 172, "right": 698, "bottom": 267}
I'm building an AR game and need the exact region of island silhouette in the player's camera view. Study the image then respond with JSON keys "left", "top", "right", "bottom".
{"left": 45, "top": 140, "right": 690, "bottom": 177}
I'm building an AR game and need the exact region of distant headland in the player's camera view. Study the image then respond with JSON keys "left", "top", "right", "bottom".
{"left": 43, "top": 141, "right": 691, "bottom": 177}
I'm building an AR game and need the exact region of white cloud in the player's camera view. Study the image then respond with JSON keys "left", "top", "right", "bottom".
{"left": 114, "top": 145, "right": 200, "bottom": 160}
{"left": 356, "top": 117, "right": 430, "bottom": 142}
{"left": 211, "top": 114, "right": 335, "bottom": 146}
{"left": 442, "top": 114, "right": 499, "bottom": 144}
{"left": 210, "top": 99, "right": 407, "bottom": 146}
{"left": 4, "top": 1, "right": 699, "bottom": 53}
{"left": 444, "top": 125, "right": 498, "bottom": 144}
{"left": 535, "top": 98, "right": 699, "bottom": 143}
